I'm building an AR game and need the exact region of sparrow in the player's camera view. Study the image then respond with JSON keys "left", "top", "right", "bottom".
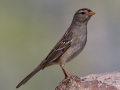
{"left": 16, "top": 8, "right": 95, "bottom": 88}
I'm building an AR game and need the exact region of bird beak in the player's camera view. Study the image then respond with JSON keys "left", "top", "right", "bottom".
{"left": 88, "top": 11, "right": 95, "bottom": 16}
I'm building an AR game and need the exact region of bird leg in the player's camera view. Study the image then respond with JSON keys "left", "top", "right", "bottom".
{"left": 60, "top": 65, "right": 71, "bottom": 78}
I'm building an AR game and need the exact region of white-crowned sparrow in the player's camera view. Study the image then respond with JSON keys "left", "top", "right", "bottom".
{"left": 16, "top": 8, "right": 95, "bottom": 88}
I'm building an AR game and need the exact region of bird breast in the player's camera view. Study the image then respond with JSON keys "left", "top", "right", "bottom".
{"left": 59, "top": 26, "right": 87, "bottom": 64}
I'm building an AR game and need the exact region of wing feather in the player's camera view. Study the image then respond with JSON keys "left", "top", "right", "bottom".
{"left": 42, "top": 30, "right": 73, "bottom": 68}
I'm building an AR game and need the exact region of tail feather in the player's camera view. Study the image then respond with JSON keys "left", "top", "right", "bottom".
{"left": 16, "top": 65, "right": 42, "bottom": 88}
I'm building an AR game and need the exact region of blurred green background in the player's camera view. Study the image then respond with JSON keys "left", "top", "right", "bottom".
{"left": 1, "top": 0, "right": 120, "bottom": 90}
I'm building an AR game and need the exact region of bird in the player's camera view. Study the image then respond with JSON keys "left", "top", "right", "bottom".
{"left": 16, "top": 8, "right": 95, "bottom": 88}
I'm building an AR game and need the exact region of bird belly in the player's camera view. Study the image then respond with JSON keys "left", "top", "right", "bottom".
{"left": 59, "top": 36, "right": 87, "bottom": 64}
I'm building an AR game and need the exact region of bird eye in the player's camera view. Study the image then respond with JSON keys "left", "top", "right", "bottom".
{"left": 80, "top": 12, "right": 85, "bottom": 15}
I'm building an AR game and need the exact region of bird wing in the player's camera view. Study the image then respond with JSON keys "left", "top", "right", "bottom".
{"left": 42, "top": 30, "right": 73, "bottom": 68}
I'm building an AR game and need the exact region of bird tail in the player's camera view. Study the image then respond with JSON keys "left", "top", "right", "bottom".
{"left": 16, "top": 65, "right": 43, "bottom": 88}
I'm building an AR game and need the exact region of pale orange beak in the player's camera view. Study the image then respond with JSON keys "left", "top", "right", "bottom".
{"left": 88, "top": 11, "right": 95, "bottom": 16}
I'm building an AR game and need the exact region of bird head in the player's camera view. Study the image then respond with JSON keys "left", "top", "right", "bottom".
{"left": 74, "top": 8, "right": 95, "bottom": 23}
